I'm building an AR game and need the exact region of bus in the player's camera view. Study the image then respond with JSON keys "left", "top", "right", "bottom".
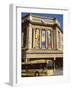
{"left": 21, "top": 59, "right": 54, "bottom": 77}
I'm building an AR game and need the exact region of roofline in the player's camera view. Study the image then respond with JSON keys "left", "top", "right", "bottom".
{"left": 22, "top": 13, "right": 63, "bottom": 33}
{"left": 57, "top": 24, "right": 63, "bottom": 33}
{"left": 22, "top": 13, "right": 55, "bottom": 20}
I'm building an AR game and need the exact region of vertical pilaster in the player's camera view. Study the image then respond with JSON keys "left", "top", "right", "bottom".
{"left": 27, "top": 23, "right": 32, "bottom": 49}
{"left": 53, "top": 25, "right": 57, "bottom": 50}
{"left": 25, "top": 58, "right": 27, "bottom": 63}
{"left": 40, "top": 29, "right": 41, "bottom": 48}
{"left": 51, "top": 30, "right": 53, "bottom": 49}
{"left": 46, "top": 29, "right": 47, "bottom": 48}
{"left": 54, "top": 57, "right": 56, "bottom": 72}
{"left": 21, "top": 32, "right": 24, "bottom": 47}
{"left": 33, "top": 29, "right": 35, "bottom": 48}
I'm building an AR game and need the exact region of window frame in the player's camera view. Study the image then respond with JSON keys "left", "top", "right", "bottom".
{"left": 41, "top": 29, "right": 46, "bottom": 49}
{"left": 47, "top": 29, "right": 53, "bottom": 49}
{"left": 32, "top": 28, "right": 53, "bottom": 49}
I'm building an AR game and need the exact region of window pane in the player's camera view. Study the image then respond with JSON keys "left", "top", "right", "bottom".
{"left": 35, "top": 29, "right": 40, "bottom": 48}
{"left": 47, "top": 30, "right": 52, "bottom": 49}
{"left": 41, "top": 30, "right": 46, "bottom": 48}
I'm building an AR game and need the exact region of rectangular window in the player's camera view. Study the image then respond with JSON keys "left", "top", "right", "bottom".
{"left": 41, "top": 30, "right": 46, "bottom": 48}
{"left": 47, "top": 30, "right": 52, "bottom": 49}
{"left": 35, "top": 29, "right": 40, "bottom": 48}
{"left": 32, "top": 28, "right": 53, "bottom": 49}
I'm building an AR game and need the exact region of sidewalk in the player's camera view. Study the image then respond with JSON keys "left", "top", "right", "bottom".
{"left": 53, "top": 68, "right": 63, "bottom": 75}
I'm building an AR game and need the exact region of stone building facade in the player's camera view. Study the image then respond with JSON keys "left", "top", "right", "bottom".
{"left": 21, "top": 13, "right": 63, "bottom": 71}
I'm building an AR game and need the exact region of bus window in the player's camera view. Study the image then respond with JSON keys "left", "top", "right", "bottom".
{"left": 47, "top": 61, "right": 54, "bottom": 69}
{"left": 22, "top": 63, "right": 47, "bottom": 70}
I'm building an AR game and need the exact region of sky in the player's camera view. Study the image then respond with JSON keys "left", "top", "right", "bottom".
{"left": 21, "top": 12, "right": 63, "bottom": 30}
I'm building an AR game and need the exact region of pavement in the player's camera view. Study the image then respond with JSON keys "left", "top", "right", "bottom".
{"left": 53, "top": 68, "right": 63, "bottom": 75}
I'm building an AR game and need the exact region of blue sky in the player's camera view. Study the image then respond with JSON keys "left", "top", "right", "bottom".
{"left": 22, "top": 12, "right": 63, "bottom": 30}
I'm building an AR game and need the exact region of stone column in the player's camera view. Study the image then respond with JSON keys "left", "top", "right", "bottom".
{"left": 46, "top": 29, "right": 47, "bottom": 48}
{"left": 27, "top": 23, "right": 32, "bottom": 49}
{"left": 40, "top": 29, "right": 41, "bottom": 48}
{"left": 51, "top": 31, "right": 53, "bottom": 49}
{"left": 25, "top": 58, "right": 27, "bottom": 63}
{"left": 21, "top": 32, "right": 24, "bottom": 47}
{"left": 33, "top": 29, "right": 35, "bottom": 48}
{"left": 54, "top": 57, "right": 56, "bottom": 72}
{"left": 53, "top": 26, "right": 57, "bottom": 50}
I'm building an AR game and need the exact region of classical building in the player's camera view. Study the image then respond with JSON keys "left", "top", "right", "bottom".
{"left": 21, "top": 13, "right": 63, "bottom": 73}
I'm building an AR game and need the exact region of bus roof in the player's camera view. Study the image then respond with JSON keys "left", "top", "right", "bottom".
{"left": 22, "top": 60, "right": 48, "bottom": 64}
